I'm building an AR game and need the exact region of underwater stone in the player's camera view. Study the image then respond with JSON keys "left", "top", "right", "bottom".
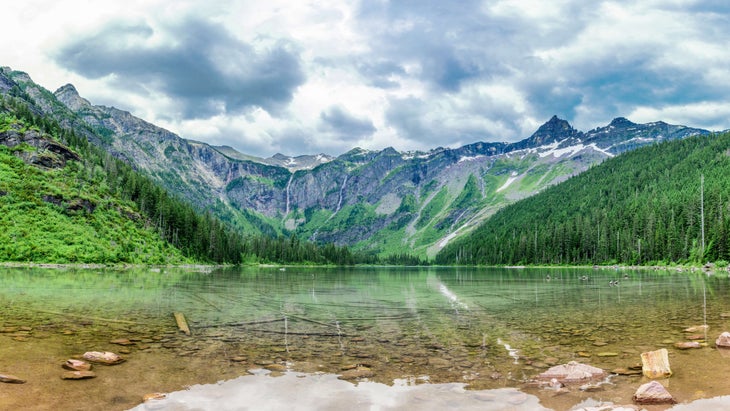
{"left": 633, "top": 380, "right": 675, "bottom": 404}
{"left": 716, "top": 332, "right": 730, "bottom": 348}
{"left": 63, "top": 359, "right": 91, "bottom": 371}
{"left": 82, "top": 351, "right": 125, "bottom": 365}
{"left": 61, "top": 370, "right": 96, "bottom": 380}
{"left": 537, "top": 361, "right": 605, "bottom": 384}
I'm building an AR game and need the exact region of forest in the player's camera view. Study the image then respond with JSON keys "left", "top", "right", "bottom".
{"left": 436, "top": 131, "right": 730, "bottom": 266}
{"left": 0, "top": 91, "right": 369, "bottom": 265}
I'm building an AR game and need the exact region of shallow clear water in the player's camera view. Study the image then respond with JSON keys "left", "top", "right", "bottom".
{"left": 2, "top": 266, "right": 730, "bottom": 410}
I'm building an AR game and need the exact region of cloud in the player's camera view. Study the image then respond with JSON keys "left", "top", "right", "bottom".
{"left": 319, "top": 106, "right": 376, "bottom": 140}
{"left": 53, "top": 18, "right": 306, "bottom": 119}
{"left": 4, "top": 0, "right": 730, "bottom": 157}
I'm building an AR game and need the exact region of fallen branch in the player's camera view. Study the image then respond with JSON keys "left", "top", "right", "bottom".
{"left": 174, "top": 312, "right": 191, "bottom": 335}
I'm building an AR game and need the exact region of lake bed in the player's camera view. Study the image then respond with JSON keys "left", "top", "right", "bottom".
{"left": 2, "top": 266, "right": 730, "bottom": 410}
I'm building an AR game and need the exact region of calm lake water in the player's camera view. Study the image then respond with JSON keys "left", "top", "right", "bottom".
{"left": 2, "top": 266, "right": 730, "bottom": 410}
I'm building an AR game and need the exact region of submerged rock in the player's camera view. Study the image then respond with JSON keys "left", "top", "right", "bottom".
{"left": 0, "top": 373, "right": 26, "bottom": 384}
{"left": 143, "top": 393, "right": 167, "bottom": 402}
{"left": 633, "top": 380, "right": 675, "bottom": 404}
{"left": 674, "top": 341, "right": 701, "bottom": 350}
{"left": 536, "top": 361, "right": 605, "bottom": 384}
{"left": 63, "top": 359, "right": 92, "bottom": 371}
{"left": 716, "top": 332, "right": 730, "bottom": 348}
{"left": 684, "top": 325, "right": 709, "bottom": 333}
{"left": 338, "top": 367, "right": 374, "bottom": 380}
{"left": 82, "top": 351, "right": 125, "bottom": 365}
{"left": 640, "top": 348, "right": 671, "bottom": 378}
{"left": 110, "top": 338, "right": 135, "bottom": 346}
{"left": 61, "top": 371, "right": 96, "bottom": 380}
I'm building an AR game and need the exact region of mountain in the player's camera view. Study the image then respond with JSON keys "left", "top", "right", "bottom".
{"left": 436, "top": 130, "right": 730, "bottom": 265}
{"left": 0, "top": 80, "right": 364, "bottom": 265}
{"left": 0, "top": 67, "right": 712, "bottom": 258}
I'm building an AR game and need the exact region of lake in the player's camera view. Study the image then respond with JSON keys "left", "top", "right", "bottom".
{"left": 2, "top": 266, "right": 730, "bottom": 410}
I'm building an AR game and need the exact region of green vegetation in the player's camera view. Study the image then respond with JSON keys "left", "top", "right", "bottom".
{"left": 0, "top": 95, "right": 366, "bottom": 265}
{"left": 437, "top": 132, "right": 730, "bottom": 266}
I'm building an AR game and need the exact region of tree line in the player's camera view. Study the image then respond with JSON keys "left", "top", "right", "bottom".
{"left": 437, "top": 131, "right": 730, "bottom": 266}
{"left": 1, "top": 93, "right": 375, "bottom": 265}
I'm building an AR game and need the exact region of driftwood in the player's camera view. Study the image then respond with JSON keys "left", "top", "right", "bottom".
{"left": 641, "top": 348, "right": 672, "bottom": 378}
{"left": 173, "top": 312, "right": 191, "bottom": 335}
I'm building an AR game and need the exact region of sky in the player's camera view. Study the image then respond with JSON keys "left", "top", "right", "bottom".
{"left": 2, "top": 1, "right": 730, "bottom": 157}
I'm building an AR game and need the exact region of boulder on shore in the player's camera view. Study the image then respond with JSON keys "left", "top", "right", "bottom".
{"left": 633, "top": 380, "right": 675, "bottom": 404}
{"left": 536, "top": 361, "right": 605, "bottom": 384}
{"left": 640, "top": 348, "right": 671, "bottom": 378}
{"left": 716, "top": 331, "right": 730, "bottom": 348}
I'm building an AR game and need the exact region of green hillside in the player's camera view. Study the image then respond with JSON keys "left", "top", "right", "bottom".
{"left": 0, "top": 114, "right": 189, "bottom": 264}
{"left": 0, "top": 96, "right": 362, "bottom": 265}
{"left": 436, "top": 132, "right": 730, "bottom": 266}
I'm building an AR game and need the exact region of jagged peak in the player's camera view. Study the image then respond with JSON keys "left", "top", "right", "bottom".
{"left": 54, "top": 83, "right": 92, "bottom": 111}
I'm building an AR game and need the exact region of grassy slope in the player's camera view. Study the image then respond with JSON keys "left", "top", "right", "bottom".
{"left": 0, "top": 118, "right": 188, "bottom": 264}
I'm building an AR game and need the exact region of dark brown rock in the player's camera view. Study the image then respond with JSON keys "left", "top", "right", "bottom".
{"left": 633, "top": 380, "right": 675, "bottom": 404}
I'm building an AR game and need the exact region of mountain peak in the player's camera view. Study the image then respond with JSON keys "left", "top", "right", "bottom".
{"left": 608, "top": 117, "right": 636, "bottom": 127}
{"left": 54, "top": 84, "right": 91, "bottom": 111}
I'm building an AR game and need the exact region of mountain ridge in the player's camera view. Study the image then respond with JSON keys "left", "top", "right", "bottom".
{"left": 0, "top": 66, "right": 714, "bottom": 257}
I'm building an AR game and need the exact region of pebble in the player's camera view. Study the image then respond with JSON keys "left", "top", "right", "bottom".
{"left": 61, "top": 371, "right": 96, "bottom": 380}
{"left": 0, "top": 374, "right": 26, "bottom": 384}
{"left": 338, "top": 367, "right": 374, "bottom": 380}
{"left": 63, "top": 359, "right": 92, "bottom": 371}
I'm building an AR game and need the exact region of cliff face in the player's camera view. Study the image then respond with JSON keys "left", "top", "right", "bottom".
{"left": 0, "top": 67, "right": 712, "bottom": 257}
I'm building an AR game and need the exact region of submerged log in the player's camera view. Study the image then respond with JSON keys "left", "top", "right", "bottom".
{"left": 640, "top": 348, "right": 672, "bottom": 378}
{"left": 174, "top": 312, "right": 191, "bottom": 335}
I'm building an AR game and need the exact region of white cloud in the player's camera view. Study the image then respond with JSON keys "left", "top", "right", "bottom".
{"left": 1, "top": 0, "right": 729, "bottom": 157}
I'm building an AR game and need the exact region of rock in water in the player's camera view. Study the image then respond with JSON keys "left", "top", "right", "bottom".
{"left": 640, "top": 348, "right": 671, "bottom": 378}
{"left": 82, "top": 351, "right": 125, "bottom": 365}
{"left": 63, "top": 359, "right": 92, "bottom": 371}
{"left": 674, "top": 341, "right": 701, "bottom": 349}
{"left": 633, "top": 380, "right": 675, "bottom": 404}
{"left": 338, "top": 367, "right": 374, "bottom": 380}
{"left": 61, "top": 371, "right": 96, "bottom": 380}
{"left": 0, "top": 374, "right": 26, "bottom": 384}
{"left": 537, "top": 361, "right": 605, "bottom": 384}
{"left": 716, "top": 331, "right": 730, "bottom": 348}
{"left": 684, "top": 325, "right": 709, "bottom": 333}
